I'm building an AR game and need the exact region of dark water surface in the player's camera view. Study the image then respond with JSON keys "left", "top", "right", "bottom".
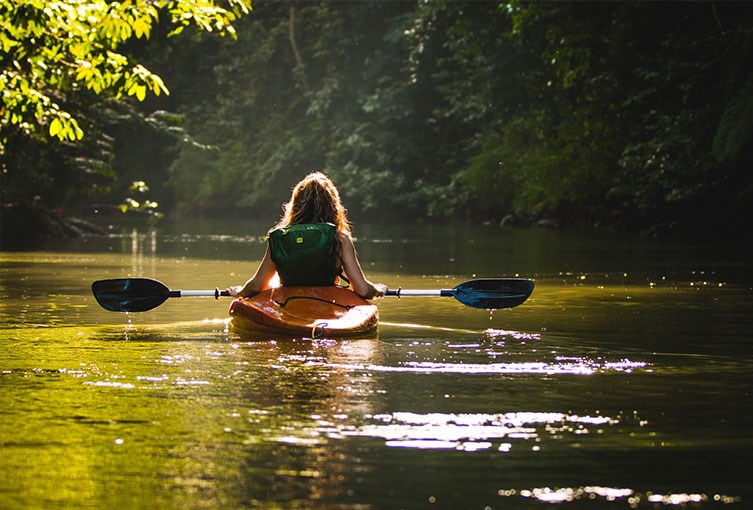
{"left": 1, "top": 221, "right": 752, "bottom": 509}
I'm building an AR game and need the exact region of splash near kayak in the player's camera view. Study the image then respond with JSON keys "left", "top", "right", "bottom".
{"left": 228, "top": 286, "right": 379, "bottom": 338}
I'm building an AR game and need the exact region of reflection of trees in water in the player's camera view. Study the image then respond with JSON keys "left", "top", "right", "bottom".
{"left": 126, "top": 228, "right": 158, "bottom": 275}
{"left": 233, "top": 338, "right": 381, "bottom": 506}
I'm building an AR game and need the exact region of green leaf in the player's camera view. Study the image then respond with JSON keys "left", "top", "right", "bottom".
{"left": 150, "top": 74, "right": 169, "bottom": 95}
{"left": 49, "top": 118, "right": 62, "bottom": 137}
{"left": 133, "top": 17, "right": 151, "bottom": 39}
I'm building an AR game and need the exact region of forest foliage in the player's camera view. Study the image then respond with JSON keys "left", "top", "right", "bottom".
{"left": 2, "top": 1, "right": 753, "bottom": 234}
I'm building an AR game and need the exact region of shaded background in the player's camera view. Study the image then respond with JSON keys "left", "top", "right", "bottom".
{"left": 2, "top": 1, "right": 753, "bottom": 240}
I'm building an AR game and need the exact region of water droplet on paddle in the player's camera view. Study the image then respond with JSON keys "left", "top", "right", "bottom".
{"left": 489, "top": 309, "right": 496, "bottom": 320}
{"left": 125, "top": 313, "right": 133, "bottom": 340}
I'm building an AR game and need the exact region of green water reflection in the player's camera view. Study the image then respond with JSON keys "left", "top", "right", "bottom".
{"left": 1, "top": 222, "right": 752, "bottom": 509}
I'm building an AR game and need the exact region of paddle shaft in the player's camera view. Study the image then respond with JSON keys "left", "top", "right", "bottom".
{"left": 171, "top": 289, "right": 232, "bottom": 298}
{"left": 386, "top": 289, "right": 451, "bottom": 297}
{"left": 175, "top": 289, "right": 445, "bottom": 299}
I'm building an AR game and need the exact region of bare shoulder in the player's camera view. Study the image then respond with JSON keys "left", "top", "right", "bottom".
{"left": 338, "top": 231, "right": 355, "bottom": 247}
{"left": 337, "top": 232, "right": 358, "bottom": 262}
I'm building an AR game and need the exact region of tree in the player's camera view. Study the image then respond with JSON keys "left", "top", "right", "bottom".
{"left": 166, "top": 1, "right": 419, "bottom": 218}
{"left": 7, "top": 0, "right": 752, "bottom": 236}
{"left": 458, "top": 1, "right": 753, "bottom": 229}
{"left": 0, "top": 0, "right": 250, "bottom": 147}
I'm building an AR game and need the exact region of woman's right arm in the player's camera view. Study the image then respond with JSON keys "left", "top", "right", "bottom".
{"left": 339, "top": 234, "right": 386, "bottom": 299}
{"left": 227, "top": 244, "right": 277, "bottom": 297}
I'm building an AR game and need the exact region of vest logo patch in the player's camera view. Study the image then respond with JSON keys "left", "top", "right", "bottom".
{"left": 296, "top": 237, "right": 304, "bottom": 244}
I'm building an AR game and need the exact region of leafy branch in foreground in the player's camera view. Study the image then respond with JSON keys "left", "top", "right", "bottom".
{"left": 0, "top": 0, "right": 251, "bottom": 144}
{"left": 119, "top": 180, "right": 163, "bottom": 224}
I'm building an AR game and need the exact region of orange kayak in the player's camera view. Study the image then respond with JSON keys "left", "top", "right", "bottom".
{"left": 228, "top": 286, "right": 379, "bottom": 338}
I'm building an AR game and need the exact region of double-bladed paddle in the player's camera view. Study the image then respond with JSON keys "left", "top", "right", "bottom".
{"left": 92, "top": 277, "right": 534, "bottom": 313}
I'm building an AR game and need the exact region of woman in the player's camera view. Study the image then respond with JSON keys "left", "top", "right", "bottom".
{"left": 227, "top": 172, "right": 386, "bottom": 299}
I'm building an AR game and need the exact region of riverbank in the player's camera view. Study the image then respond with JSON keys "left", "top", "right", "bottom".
{"left": 2, "top": 199, "right": 751, "bottom": 249}
{"left": 0, "top": 201, "right": 106, "bottom": 249}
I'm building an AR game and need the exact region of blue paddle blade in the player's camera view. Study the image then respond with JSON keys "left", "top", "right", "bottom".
{"left": 92, "top": 278, "right": 171, "bottom": 312}
{"left": 449, "top": 278, "right": 534, "bottom": 309}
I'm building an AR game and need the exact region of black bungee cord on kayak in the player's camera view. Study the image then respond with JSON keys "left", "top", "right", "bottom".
{"left": 275, "top": 295, "right": 354, "bottom": 310}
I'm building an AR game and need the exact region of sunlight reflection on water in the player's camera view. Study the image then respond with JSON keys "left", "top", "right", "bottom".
{"left": 497, "top": 486, "right": 742, "bottom": 507}
{"left": 300, "top": 358, "right": 647, "bottom": 375}
{"left": 345, "top": 410, "right": 619, "bottom": 451}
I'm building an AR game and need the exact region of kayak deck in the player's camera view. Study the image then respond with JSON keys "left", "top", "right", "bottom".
{"left": 228, "top": 286, "right": 379, "bottom": 338}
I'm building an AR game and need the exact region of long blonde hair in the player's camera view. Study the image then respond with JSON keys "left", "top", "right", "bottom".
{"left": 273, "top": 172, "right": 351, "bottom": 236}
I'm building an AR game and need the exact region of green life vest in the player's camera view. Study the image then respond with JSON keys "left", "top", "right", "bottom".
{"left": 268, "top": 223, "right": 339, "bottom": 286}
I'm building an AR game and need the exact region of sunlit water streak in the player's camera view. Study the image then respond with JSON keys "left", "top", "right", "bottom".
{"left": 497, "top": 486, "right": 742, "bottom": 507}
{"left": 341, "top": 410, "right": 620, "bottom": 451}
{"left": 298, "top": 358, "right": 647, "bottom": 375}
{"left": 308, "top": 359, "right": 645, "bottom": 375}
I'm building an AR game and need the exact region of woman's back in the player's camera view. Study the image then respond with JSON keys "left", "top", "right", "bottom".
{"left": 267, "top": 223, "right": 339, "bottom": 286}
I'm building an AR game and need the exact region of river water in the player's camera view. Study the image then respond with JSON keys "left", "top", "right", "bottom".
{"left": 1, "top": 219, "right": 752, "bottom": 509}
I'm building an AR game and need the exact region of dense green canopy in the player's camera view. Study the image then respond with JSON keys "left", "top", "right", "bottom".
{"left": 3, "top": 1, "right": 752, "bottom": 235}
{"left": 1, "top": 0, "right": 250, "bottom": 207}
